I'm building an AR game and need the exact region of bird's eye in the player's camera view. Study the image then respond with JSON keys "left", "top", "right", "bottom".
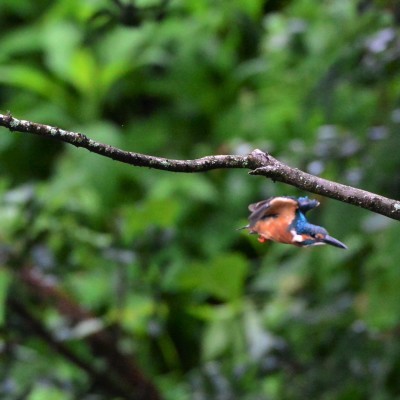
{"left": 315, "top": 233, "right": 324, "bottom": 240}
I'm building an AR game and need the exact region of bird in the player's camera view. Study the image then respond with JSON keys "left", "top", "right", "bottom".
{"left": 240, "top": 196, "right": 347, "bottom": 249}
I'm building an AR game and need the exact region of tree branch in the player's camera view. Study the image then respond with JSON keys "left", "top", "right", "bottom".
{"left": 18, "top": 266, "right": 162, "bottom": 400}
{"left": 9, "top": 298, "right": 133, "bottom": 400}
{"left": 1, "top": 112, "right": 400, "bottom": 221}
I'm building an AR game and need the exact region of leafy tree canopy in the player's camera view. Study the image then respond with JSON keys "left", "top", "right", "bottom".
{"left": 1, "top": 0, "right": 400, "bottom": 399}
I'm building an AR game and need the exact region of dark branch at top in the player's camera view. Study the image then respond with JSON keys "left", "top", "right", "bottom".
{"left": 1, "top": 112, "right": 400, "bottom": 221}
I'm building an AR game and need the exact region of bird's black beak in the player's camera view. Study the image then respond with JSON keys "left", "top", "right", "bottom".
{"left": 323, "top": 235, "right": 347, "bottom": 249}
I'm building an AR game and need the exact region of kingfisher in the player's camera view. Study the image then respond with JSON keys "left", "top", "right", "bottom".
{"left": 240, "top": 196, "right": 347, "bottom": 249}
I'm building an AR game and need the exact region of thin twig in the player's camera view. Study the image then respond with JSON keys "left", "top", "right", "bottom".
{"left": 19, "top": 267, "right": 162, "bottom": 400}
{"left": 9, "top": 298, "right": 131, "bottom": 399}
{"left": 1, "top": 112, "right": 400, "bottom": 220}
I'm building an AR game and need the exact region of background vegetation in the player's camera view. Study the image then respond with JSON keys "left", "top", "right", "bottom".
{"left": 1, "top": 0, "right": 400, "bottom": 399}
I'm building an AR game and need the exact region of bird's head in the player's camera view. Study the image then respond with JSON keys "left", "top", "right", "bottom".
{"left": 292, "top": 222, "right": 347, "bottom": 249}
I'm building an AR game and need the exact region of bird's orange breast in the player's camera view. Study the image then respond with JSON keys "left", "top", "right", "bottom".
{"left": 251, "top": 217, "right": 295, "bottom": 244}
{"left": 247, "top": 196, "right": 301, "bottom": 245}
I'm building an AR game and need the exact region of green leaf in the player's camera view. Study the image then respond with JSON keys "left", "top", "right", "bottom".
{"left": 361, "top": 223, "right": 400, "bottom": 330}
{"left": 179, "top": 253, "right": 248, "bottom": 301}
{"left": 0, "top": 65, "right": 67, "bottom": 101}
{"left": 27, "top": 385, "right": 70, "bottom": 400}
{"left": 0, "top": 268, "right": 11, "bottom": 327}
{"left": 121, "top": 198, "right": 180, "bottom": 240}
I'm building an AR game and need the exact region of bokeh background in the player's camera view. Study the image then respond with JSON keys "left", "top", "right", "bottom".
{"left": 1, "top": 0, "right": 400, "bottom": 399}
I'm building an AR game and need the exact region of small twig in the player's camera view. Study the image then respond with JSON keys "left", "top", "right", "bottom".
{"left": 1, "top": 112, "right": 400, "bottom": 220}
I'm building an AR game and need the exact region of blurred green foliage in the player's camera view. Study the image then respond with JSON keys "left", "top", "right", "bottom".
{"left": 1, "top": 0, "right": 400, "bottom": 399}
